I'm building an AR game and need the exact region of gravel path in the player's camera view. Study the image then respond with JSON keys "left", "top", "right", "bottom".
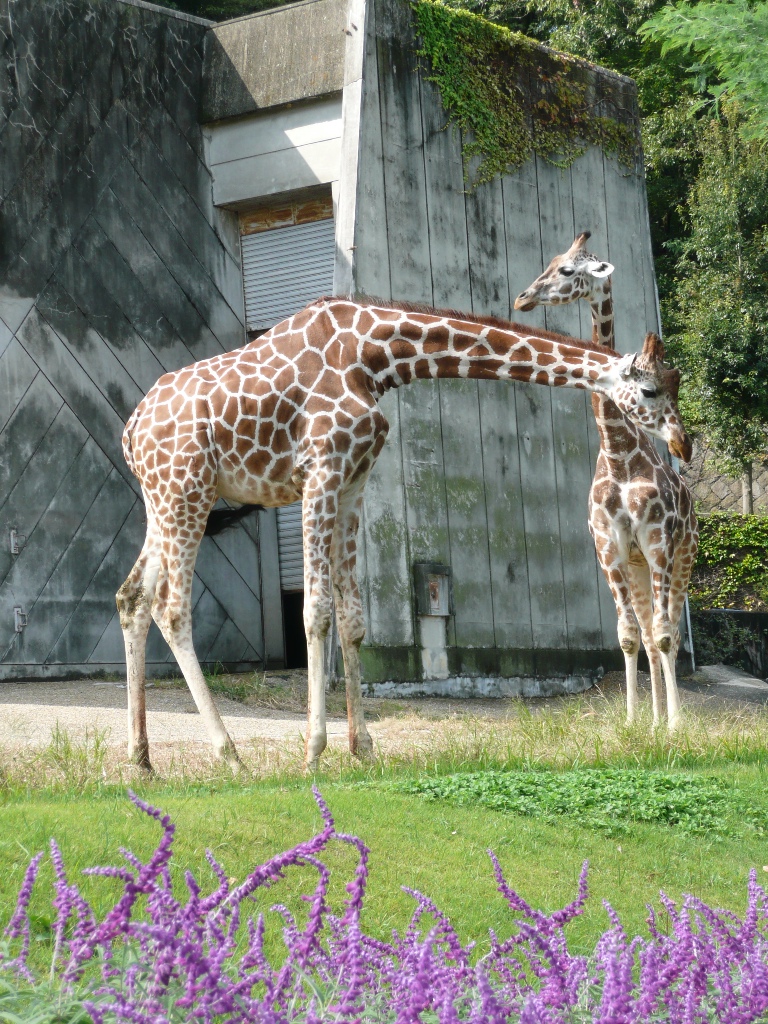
{"left": 1, "top": 665, "right": 766, "bottom": 754}
{"left": 0, "top": 680, "right": 337, "bottom": 749}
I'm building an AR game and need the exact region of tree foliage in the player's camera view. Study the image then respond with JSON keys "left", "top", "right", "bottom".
{"left": 641, "top": 0, "right": 768, "bottom": 140}
{"left": 664, "top": 105, "right": 768, "bottom": 474}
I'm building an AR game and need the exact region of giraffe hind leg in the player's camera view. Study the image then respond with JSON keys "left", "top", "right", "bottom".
{"left": 650, "top": 560, "right": 682, "bottom": 732}
{"left": 151, "top": 511, "right": 240, "bottom": 766}
{"left": 116, "top": 517, "right": 162, "bottom": 771}
{"left": 656, "top": 545, "right": 695, "bottom": 734}
{"left": 331, "top": 478, "right": 375, "bottom": 761}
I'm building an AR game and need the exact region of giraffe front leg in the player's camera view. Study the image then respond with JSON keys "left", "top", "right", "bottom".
{"left": 627, "top": 558, "right": 664, "bottom": 728}
{"left": 593, "top": 530, "right": 639, "bottom": 724}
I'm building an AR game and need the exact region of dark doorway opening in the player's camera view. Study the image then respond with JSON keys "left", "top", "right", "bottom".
{"left": 282, "top": 591, "right": 308, "bottom": 668}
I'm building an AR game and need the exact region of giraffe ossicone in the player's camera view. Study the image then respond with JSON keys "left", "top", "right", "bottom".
{"left": 515, "top": 233, "right": 699, "bottom": 732}
{"left": 118, "top": 296, "right": 693, "bottom": 771}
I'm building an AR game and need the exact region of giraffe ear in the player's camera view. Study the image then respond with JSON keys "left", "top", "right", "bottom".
{"left": 618, "top": 352, "right": 637, "bottom": 379}
{"left": 585, "top": 260, "right": 614, "bottom": 279}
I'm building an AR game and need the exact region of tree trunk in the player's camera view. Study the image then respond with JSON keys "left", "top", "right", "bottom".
{"left": 742, "top": 463, "right": 754, "bottom": 514}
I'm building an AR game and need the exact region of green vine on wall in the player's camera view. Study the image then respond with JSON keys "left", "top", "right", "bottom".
{"left": 689, "top": 512, "right": 768, "bottom": 611}
{"left": 411, "top": 0, "right": 640, "bottom": 185}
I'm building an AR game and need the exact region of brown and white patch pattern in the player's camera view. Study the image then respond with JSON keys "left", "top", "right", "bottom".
{"left": 515, "top": 235, "right": 699, "bottom": 731}
{"left": 118, "top": 296, "right": 694, "bottom": 770}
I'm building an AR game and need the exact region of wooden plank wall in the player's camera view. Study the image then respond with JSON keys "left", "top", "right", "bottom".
{"left": 0, "top": 0, "right": 267, "bottom": 678}
{"left": 353, "top": 0, "right": 659, "bottom": 677}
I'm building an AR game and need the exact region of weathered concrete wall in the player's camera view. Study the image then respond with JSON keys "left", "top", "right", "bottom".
{"left": 201, "top": 0, "right": 346, "bottom": 122}
{"left": 0, "top": 0, "right": 267, "bottom": 679}
{"left": 352, "top": 0, "right": 660, "bottom": 685}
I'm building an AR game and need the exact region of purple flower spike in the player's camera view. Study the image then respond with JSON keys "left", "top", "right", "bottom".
{"left": 5, "top": 790, "right": 768, "bottom": 1023}
{"left": 1, "top": 850, "right": 43, "bottom": 981}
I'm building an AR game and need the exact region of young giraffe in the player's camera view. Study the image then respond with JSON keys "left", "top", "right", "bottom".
{"left": 515, "top": 232, "right": 699, "bottom": 730}
{"left": 119, "top": 295, "right": 692, "bottom": 771}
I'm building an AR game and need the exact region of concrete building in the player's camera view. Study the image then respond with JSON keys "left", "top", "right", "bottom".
{"left": 0, "top": 0, "right": 672, "bottom": 690}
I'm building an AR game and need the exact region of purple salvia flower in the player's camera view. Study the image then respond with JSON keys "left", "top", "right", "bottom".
{"left": 8, "top": 788, "right": 768, "bottom": 1023}
{"left": 401, "top": 886, "right": 474, "bottom": 981}
{"left": 593, "top": 905, "right": 636, "bottom": 1024}
{"left": 81, "top": 791, "right": 176, "bottom": 953}
{"left": 1, "top": 850, "right": 43, "bottom": 981}
{"left": 471, "top": 964, "right": 508, "bottom": 1024}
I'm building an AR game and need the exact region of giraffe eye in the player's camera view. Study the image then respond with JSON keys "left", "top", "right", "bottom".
{"left": 560, "top": 267, "right": 575, "bottom": 277}
{"left": 641, "top": 387, "right": 657, "bottom": 398}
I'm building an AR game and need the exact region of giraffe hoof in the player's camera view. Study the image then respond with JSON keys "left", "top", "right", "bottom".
{"left": 218, "top": 742, "right": 242, "bottom": 771}
{"left": 351, "top": 733, "right": 375, "bottom": 762}
{"left": 304, "top": 732, "right": 328, "bottom": 771}
{"left": 128, "top": 742, "right": 153, "bottom": 774}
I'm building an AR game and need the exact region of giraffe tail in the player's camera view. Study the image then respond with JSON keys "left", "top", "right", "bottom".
{"left": 205, "top": 503, "right": 264, "bottom": 536}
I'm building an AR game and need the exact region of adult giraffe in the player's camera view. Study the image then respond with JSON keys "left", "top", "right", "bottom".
{"left": 118, "top": 296, "right": 691, "bottom": 770}
{"left": 515, "top": 232, "right": 699, "bottom": 730}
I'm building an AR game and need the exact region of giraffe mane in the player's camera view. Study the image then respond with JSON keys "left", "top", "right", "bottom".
{"left": 313, "top": 295, "right": 617, "bottom": 358}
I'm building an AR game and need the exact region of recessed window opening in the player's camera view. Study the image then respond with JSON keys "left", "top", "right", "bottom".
{"left": 240, "top": 190, "right": 335, "bottom": 670}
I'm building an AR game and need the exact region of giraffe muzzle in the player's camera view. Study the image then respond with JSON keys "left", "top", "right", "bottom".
{"left": 514, "top": 293, "right": 537, "bottom": 312}
{"left": 668, "top": 431, "right": 693, "bottom": 464}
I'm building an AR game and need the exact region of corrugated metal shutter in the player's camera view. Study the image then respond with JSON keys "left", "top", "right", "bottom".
{"left": 277, "top": 503, "right": 304, "bottom": 592}
{"left": 242, "top": 213, "right": 336, "bottom": 591}
{"left": 241, "top": 218, "right": 336, "bottom": 332}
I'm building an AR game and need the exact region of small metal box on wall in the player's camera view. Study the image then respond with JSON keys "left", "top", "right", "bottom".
{"left": 413, "top": 563, "right": 454, "bottom": 617}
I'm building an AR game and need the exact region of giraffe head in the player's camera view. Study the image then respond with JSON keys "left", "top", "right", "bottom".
{"left": 513, "top": 231, "right": 614, "bottom": 312}
{"left": 610, "top": 333, "right": 692, "bottom": 462}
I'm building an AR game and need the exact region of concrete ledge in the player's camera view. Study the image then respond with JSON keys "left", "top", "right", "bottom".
{"left": 363, "top": 673, "right": 597, "bottom": 699}
{"left": 201, "top": 0, "right": 347, "bottom": 122}
{"left": 115, "top": 0, "right": 213, "bottom": 26}
{"left": 0, "top": 662, "right": 263, "bottom": 683}
{"left": 359, "top": 643, "right": 623, "bottom": 685}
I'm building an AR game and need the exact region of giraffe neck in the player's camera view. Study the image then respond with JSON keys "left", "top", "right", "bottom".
{"left": 581, "top": 287, "right": 655, "bottom": 465}
{"left": 593, "top": 395, "right": 652, "bottom": 463}
{"left": 354, "top": 302, "right": 616, "bottom": 395}
{"left": 588, "top": 283, "right": 614, "bottom": 349}
{"left": 585, "top": 284, "right": 626, "bottom": 450}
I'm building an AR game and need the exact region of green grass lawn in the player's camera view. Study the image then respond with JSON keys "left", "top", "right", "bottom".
{"left": 4, "top": 688, "right": 768, "bottom": 981}
{"left": 3, "top": 764, "right": 768, "bottom": 974}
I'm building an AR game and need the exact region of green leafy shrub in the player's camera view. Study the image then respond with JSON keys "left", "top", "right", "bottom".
{"left": 690, "top": 512, "right": 768, "bottom": 610}
{"left": 395, "top": 768, "right": 745, "bottom": 835}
